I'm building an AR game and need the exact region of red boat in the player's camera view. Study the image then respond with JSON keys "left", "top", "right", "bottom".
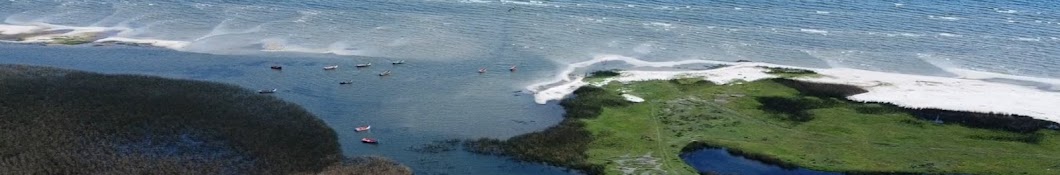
{"left": 355, "top": 125, "right": 371, "bottom": 132}
{"left": 361, "top": 138, "right": 378, "bottom": 144}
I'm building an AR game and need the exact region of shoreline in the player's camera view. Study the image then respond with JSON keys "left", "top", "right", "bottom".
{"left": 528, "top": 54, "right": 1060, "bottom": 123}
{"left": 479, "top": 76, "right": 1060, "bottom": 174}
{"left": 0, "top": 23, "right": 190, "bottom": 50}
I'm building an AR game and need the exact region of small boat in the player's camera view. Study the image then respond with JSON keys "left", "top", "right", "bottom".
{"left": 391, "top": 60, "right": 405, "bottom": 65}
{"left": 323, "top": 65, "right": 339, "bottom": 70}
{"left": 270, "top": 66, "right": 283, "bottom": 70}
{"left": 509, "top": 65, "right": 517, "bottom": 72}
{"left": 355, "top": 125, "right": 371, "bottom": 132}
{"left": 339, "top": 81, "right": 353, "bottom": 85}
{"left": 378, "top": 70, "right": 391, "bottom": 76}
{"left": 361, "top": 138, "right": 378, "bottom": 144}
{"left": 478, "top": 67, "right": 487, "bottom": 73}
{"left": 355, "top": 63, "right": 372, "bottom": 67}
{"left": 258, "top": 89, "right": 277, "bottom": 94}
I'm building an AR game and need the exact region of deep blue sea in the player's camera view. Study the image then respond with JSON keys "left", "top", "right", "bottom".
{"left": 3, "top": 0, "right": 1060, "bottom": 174}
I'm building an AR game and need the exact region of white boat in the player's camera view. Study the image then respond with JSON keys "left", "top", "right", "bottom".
{"left": 478, "top": 67, "right": 487, "bottom": 73}
{"left": 355, "top": 63, "right": 372, "bottom": 67}
{"left": 391, "top": 60, "right": 405, "bottom": 65}
{"left": 379, "top": 70, "right": 391, "bottom": 76}
{"left": 323, "top": 65, "right": 339, "bottom": 70}
{"left": 355, "top": 125, "right": 371, "bottom": 132}
{"left": 258, "top": 89, "right": 277, "bottom": 94}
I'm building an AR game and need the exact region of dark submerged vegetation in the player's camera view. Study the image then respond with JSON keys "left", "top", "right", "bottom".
{"left": 0, "top": 65, "right": 410, "bottom": 174}
{"left": 408, "top": 139, "right": 462, "bottom": 154}
{"left": 312, "top": 156, "right": 413, "bottom": 175}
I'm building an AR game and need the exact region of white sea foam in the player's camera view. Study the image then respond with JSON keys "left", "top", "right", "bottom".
{"left": 528, "top": 54, "right": 1060, "bottom": 123}
{"left": 938, "top": 33, "right": 961, "bottom": 37}
{"left": 928, "top": 15, "right": 961, "bottom": 21}
{"left": 899, "top": 33, "right": 922, "bottom": 37}
{"left": 645, "top": 22, "right": 674, "bottom": 30}
{"left": 1016, "top": 37, "right": 1041, "bottom": 42}
{"left": 500, "top": 0, "right": 546, "bottom": 6}
{"left": 996, "top": 9, "right": 1018, "bottom": 14}
{"left": 800, "top": 29, "right": 829, "bottom": 35}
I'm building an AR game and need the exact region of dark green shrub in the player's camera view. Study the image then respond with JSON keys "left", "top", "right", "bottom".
{"left": 902, "top": 108, "right": 1060, "bottom": 133}
{"left": 770, "top": 78, "right": 868, "bottom": 98}
{"left": 764, "top": 67, "right": 817, "bottom": 76}
{"left": 755, "top": 96, "right": 835, "bottom": 122}
{"left": 587, "top": 70, "right": 621, "bottom": 78}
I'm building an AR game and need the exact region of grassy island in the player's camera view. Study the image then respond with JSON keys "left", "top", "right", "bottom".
{"left": 470, "top": 69, "right": 1060, "bottom": 175}
{"left": 0, "top": 65, "right": 411, "bottom": 174}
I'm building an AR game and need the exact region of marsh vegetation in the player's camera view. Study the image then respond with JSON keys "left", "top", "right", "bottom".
{"left": 468, "top": 69, "right": 1060, "bottom": 174}
{"left": 0, "top": 65, "right": 410, "bottom": 174}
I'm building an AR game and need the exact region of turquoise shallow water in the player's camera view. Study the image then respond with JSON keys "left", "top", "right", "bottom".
{"left": 3, "top": 0, "right": 1060, "bottom": 174}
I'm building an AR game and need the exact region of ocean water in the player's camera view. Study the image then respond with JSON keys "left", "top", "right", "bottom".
{"left": 3, "top": 0, "right": 1059, "bottom": 77}
{"left": 3, "top": 0, "right": 1060, "bottom": 174}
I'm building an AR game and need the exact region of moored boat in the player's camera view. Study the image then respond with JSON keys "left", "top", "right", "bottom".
{"left": 258, "top": 89, "right": 277, "bottom": 94}
{"left": 379, "top": 70, "right": 391, "bottom": 76}
{"left": 339, "top": 81, "right": 353, "bottom": 85}
{"left": 391, "top": 60, "right": 405, "bottom": 64}
{"left": 323, "top": 65, "right": 339, "bottom": 70}
{"left": 356, "top": 63, "right": 372, "bottom": 67}
{"left": 355, "top": 125, "right": 371, "bottom": 132}
{"left": 361, "top": 138, "right": 378, "bottom": 144}
{"left": 270, "top": 66, "right": 282, "bottom": 70}
{"left": 509, "top": 65, "right": 517, "bottom": 72}
{"left": 478, "top": 67, "right": 487, "bottom": 73}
